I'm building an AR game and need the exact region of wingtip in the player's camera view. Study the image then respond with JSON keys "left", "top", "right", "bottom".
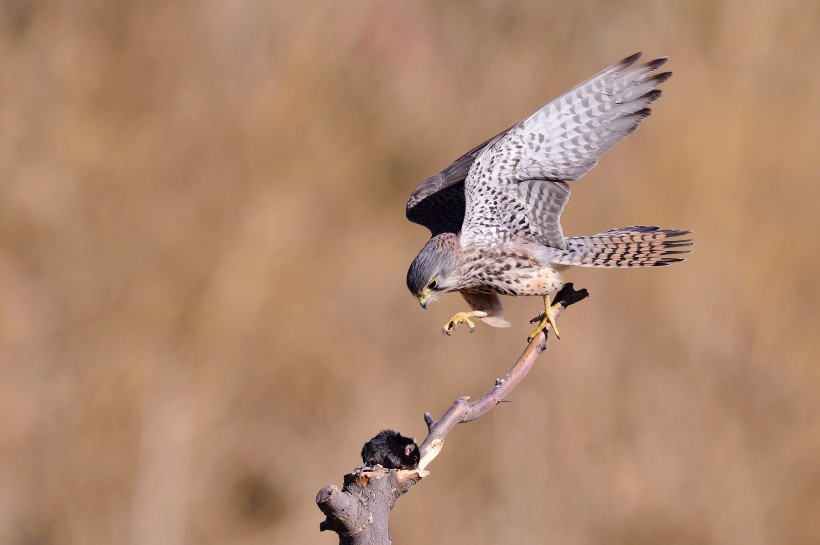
{"left": 618, "top": 52, "right": 643, "bottom": 69}
{"left": 647, "top": 71, "right": 673, "bottom": 85}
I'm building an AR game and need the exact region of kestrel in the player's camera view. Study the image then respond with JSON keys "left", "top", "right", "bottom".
{"left": 405, "top": 53, "right": 691, "bottom": 339}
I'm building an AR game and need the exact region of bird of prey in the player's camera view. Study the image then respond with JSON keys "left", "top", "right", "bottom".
{"left": 405, "top": 53, "right": 691, "bottom": 339}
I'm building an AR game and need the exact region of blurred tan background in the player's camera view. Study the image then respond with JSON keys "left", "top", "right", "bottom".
{"left": 1, "top": 1, "right": 819, "bottom": 544}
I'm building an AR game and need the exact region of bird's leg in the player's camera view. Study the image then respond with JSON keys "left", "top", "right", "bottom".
{"left": 528, "top": 295, "right": 561, "bottom": 341}
{"left": 442, "top": 311, "right": 488, "bottom": 336}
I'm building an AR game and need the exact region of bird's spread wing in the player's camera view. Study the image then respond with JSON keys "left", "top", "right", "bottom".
{"left": 460, "top": 52, "right": 671, "bottom": 248}
{"left": 515, "top": 179, "right": 571, "bottom": 249}
{"left": 406, "top": 130, "right": 509, "bottom": 235}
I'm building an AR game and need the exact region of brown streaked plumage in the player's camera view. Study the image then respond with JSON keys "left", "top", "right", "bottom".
{"left": 405, "top": 53, "right": 692, "bottom": 337}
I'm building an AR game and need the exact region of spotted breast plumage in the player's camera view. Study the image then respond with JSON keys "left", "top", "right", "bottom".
{"left": 405, "top": 53, "right": 692, "bottom": 339}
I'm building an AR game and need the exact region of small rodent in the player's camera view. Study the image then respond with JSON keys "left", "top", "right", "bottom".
{"left": 360, "top": 429, "right": 420, "bottom": 470}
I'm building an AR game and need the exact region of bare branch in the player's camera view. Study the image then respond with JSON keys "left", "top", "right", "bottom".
{"left": 316, "top": 283, "right": 588, "bottom": 544}
{"left": 417, "top": 283, "right": 588, "bottom": 469}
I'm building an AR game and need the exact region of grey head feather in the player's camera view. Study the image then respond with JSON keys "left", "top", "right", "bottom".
{"left": 406, "top": 233, "right": 460, "bottom": 296}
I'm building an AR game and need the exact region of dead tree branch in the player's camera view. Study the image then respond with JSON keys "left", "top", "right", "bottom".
{"left": 316, "top": 284, "right": 589, "bottom": 544}
{"left": 417, "top": 283, "right": 588, "bottom": 469}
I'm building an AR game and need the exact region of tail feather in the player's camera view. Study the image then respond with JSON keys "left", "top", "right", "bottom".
{"left": 553, "top": 226, "right": 692, "bottom": 268}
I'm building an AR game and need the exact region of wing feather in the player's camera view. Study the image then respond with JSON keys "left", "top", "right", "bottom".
{"left": 496, "top": 53, "right": 669, "bottom": 183}
{"left": 405, "top": 130, "right": 508, "bottom": 235}
{"left": 460, "top": 53, "right": 671, "bottom": 248}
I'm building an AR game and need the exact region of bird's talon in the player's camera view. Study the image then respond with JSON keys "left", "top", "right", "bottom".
{"left": 527, "top": 323, "right": 545, "bottom": 342}
{"left": 442, "top": 312, "right": 478, "bottom": 335}
{"left": 528, "top": 297, "right": 561, "bottom": 340}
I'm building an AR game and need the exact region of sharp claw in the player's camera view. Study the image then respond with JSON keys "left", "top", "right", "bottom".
{"left": 528, "top": 297, "right": 562, "bottom": 341}
{"left": 465, "top": 317, "right": 475, "bottom": 332}
{"left": 441, "top": 312, "right": 480, "bottom": 336}
{"left": 547, "top": 304, "right": 561, "bottom": 340}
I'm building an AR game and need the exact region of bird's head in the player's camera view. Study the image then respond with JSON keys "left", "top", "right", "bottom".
{"left": 406, "top": 233, "right": 460, "bottom": 308}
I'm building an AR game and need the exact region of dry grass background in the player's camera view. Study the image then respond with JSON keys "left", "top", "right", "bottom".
{"left": 1, "top": 1, "right": 819, "bottom": 544}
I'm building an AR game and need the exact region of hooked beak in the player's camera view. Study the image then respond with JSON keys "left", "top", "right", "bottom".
{"left": 417, "top": 295, "right": 428, "bottom": 309}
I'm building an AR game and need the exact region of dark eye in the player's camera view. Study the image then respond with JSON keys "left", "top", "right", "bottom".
{"left": 427, "top": 279, "right": 438, "bottom": 290}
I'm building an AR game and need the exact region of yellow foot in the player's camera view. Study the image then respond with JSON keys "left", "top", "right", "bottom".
{"left": 528, "top": 296, "right": 561, "bottom": 341}
{"left": 442, "top": 311, "right": 483, "bottom": 336}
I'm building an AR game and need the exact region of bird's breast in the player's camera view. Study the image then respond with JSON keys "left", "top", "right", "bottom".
{"left": 457, "top": 248, "right": 564, "bottom": 296}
